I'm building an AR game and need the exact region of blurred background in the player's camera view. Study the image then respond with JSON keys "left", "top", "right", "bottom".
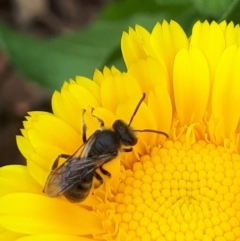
{"left": 0, "top": 0, "right": 110, "bottom": 166}
{"left": 0, "top": 0, "right": 239, "bottom": 166}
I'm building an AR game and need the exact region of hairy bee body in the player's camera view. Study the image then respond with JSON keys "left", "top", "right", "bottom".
{"left": 44, "top": 131, "right": 119, "bottom": 202}
{"left": 43, "top": 93, "right": 168, "bottom": 202}
{"left": 87, "top": 130, "right": 122, "bottom": 157}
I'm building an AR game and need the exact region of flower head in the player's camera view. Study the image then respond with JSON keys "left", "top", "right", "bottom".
{"left": 1, "top": 20, "right": 240, "bottom": 241}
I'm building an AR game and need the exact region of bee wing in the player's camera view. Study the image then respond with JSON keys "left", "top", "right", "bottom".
{"left": 44, "top": 133, "right": 99, "bottom": 196}
{"left": 44, "top": 157, "right": 91, "bottom": 196}
{"left": 72, "top": 131, "right": 100, "bottom": 159}
{"left": 44, "top": 152, "right": 117, "bottom": 197}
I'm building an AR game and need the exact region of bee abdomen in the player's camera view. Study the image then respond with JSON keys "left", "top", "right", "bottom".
{"left": 64, "top": 180, "right": 92, "bottom": 202}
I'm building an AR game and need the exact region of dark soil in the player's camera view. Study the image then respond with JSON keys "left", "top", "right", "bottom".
{"left": 0, "top": 0, "right": 109, "bottom": 166}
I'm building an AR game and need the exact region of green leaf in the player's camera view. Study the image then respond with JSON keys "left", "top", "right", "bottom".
{"left": 219, "top": 0, "right": 240, "bottom": 23}
{"left": 192, "top": 0, "right": 236, "bottom": 19}
{"left": 0, "top": 0, "right": 202, "bottom": 90}
{"left": 99, "top": 0, "right": 191, "bottom": 20}
{"left": 0, "top": 21, "right": 127, "bottom": 90}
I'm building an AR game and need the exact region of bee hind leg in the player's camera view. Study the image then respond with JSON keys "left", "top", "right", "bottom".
{"left": 82, "top": 109, "right": 87, "bottom": 143}
{"left": 99, "top": 165, "right": 111, "bottom": 178}
{"left": 93, "top": 171, "right": 103, "bottom": 188}
{"left": 123, "top": 147, "right": 133, "bottom": 152}
{"left": 52, "top": 154, "right": 70, "bottom": 170}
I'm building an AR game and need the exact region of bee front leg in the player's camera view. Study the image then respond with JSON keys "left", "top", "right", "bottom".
{"left": 93, "top": 172, "right": 103, "bottom": 188}
{"left": 82, "top": 109, "right": 87, "bottom": 143}
{"left": 52, "top": 154, "right": 70, "bottom": 170}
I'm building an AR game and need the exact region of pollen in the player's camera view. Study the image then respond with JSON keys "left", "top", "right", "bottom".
{"left": 113, "top": 140, "right": 240, "bottom": 241}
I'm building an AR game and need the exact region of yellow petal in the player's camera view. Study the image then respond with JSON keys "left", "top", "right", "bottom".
{"left": 0, "top": 165, "right": 41, "bottom": 197}
{"left": 0, "top": 227, "right": 24, "bottom": 241}
{"left": 212, "top": 45, "right": 240, "bottom": 137}
{"left": 0, "top": 193, "right": 103, "bottom": 235}
{"left": 51, "top": 90, "right": 80, "bottom": 132}
{"left": 207, "top": 116, "right": 225, "bottom": 146}
{"left": 52, "top": 83, "right": 100, "bottom": 134}
{"left": 128, "top": 57, "right": 169, "bottom": 95}
{"left": 190, "top": 21, "right": 225, "bottom": 80}
{"left": 148, "top": 87, "right": 172, "bottom": 136}
{"left": 30, "top": 145, "right": 68, "bottom": 170}
{"left": 121, "top": 26, "right": 150, "bottom": 68}
{"left": 16, "top": 136, "right": 34, "bottom": 161}
{"left": 75, "top": 76, "right": 101, "bottom": 104}
{"left": 149, "top": 20, "right": 188, "bottom": 76}
{"left": 17, "top": 136, "right": 64, "bottom": 171}
{"left": 15, "top": 234, "right": 93, "bottom": 241}
{"left": 67, "top": 82, "right": 100, "bottom": 109}
{"left": 92, "top": 69, "right": 103, "bottom": 86}
{"left": 101, "top": 72, "right": 142, "bottom": 113}
{"left": 22, "top": 112, "right": 51, "bottom": 135}
{"left": 223, "top": 22, "right": 240, "bottom": 47}
{"left": 105, "top": 66, "right": 122, "bottom": 76}
{"left": 27, "top": 114, "right": 80, "bottom": 155}
{"left": 173, "top": 47, "right": 210, "bottom": 125}
{"left": 26, "top": 155, "right": 51, "bottom": 186}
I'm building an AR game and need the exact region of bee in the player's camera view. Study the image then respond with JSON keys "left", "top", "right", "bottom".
{"left": 43, "top": 93, "right": 168, "bottom": 202}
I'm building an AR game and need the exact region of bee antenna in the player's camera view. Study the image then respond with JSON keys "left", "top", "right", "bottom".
{"left": 128, "top": 93, "right": 146, "bottom": 126}
{"left": 134, "top": 129, "right": 169, "bottom": 138}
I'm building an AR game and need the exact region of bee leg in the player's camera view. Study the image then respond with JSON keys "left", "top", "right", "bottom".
{"left": 123, "top": 147, "right": 133, "bottom": 152}
{"left": 91, "top": 108, "right": 105, "bottom": 128}
{"left": 52, "top": 154, "right": 70, "bottom": 170}
{"left": 99, "top": 165, "right": 111, "bottom": 177}
{"left": 93, "top": 172, "right": 103, "bottom": 188}
{"left": 82, "top": 109, "right": 87, "bottom": 143}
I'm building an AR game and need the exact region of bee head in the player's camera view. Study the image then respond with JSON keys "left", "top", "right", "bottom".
{"left": 113, "top": 119, "right": 138, "bottom": 146}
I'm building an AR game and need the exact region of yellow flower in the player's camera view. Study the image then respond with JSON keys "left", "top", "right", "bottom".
{"left": 1, "top": 20, "right": 240, "bottom": 241}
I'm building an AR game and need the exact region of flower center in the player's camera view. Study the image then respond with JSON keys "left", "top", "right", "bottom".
{"left": 113, "top": 140, "right": 240, "bottom": 241}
